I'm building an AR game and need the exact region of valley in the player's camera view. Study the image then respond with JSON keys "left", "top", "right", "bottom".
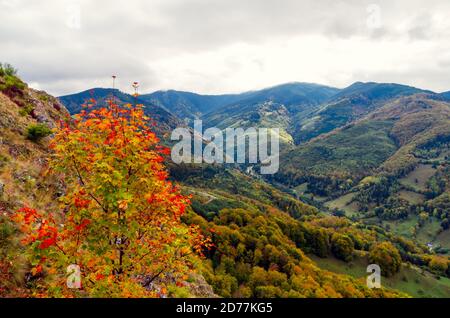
{"left": 1, "top": 66, "right": 449, "bottom": 298}
{"left": 58, "top": 79, "right": 450, "bottom": 297}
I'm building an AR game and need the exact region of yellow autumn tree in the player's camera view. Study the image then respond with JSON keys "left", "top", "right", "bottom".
{"left": 12, "top": 98, "right": 210, "bottom": 297}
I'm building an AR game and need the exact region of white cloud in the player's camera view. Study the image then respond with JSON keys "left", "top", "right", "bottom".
{"left": 1, "top": 0, "right": 450, "bottom": 95}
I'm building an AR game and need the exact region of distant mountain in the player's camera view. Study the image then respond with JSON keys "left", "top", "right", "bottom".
{"left": 141, "top": 83, "right": 340, "bottom": 126}
{"left": 201, "top": 82, "right": 340, "bottom": 145}
{"left": 59, "top": 82, "right": 438, "bottom": 147}
{"left": 276, "top": 93, "right": 450, "bottom": 188}
{"left": 3, "top": 73, "right": 449, "bottom": 298}
{"left": 139, "top": 90, "right": 253, "bottom": 123}
{"left": 292, "top": 82, "right": 434, "bottom": 144}
{"left": 270, "top": 93, "right": 450, "bottom": 257}
{"left": 59, "top": 88, "right": 183, "bottom": 135}
{"left": 59, "top": 88, "right": 116, "bottom": 114}
{"left": 440, "top": 91, "right": 450, "bottom": 100}
{"left": 330, "top": 82, "right": 432, "bottom": 101}
{"left": 215, "top": 82, "right": 340, "bottom": 112}
{"left": 199, "top": 82, "right": 434, "bottom": 146}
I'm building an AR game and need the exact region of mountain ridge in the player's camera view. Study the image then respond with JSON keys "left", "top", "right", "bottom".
{"left": 59, "top": 87, "right": 183, "bottom": 135}
{"left": 2, "top": 70, "right": 449, "bottom": 298}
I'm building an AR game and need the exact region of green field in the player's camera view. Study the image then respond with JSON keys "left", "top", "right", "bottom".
{"left": 324, "top": 192, "right": 360, "bottom": 216}
{"left": 399, "top": 164, "right": 436, "bottom": 191}
{"left": 310, "top": 254, "right": 450, "bottom": 298}
{"left": 382, "top": 216, "right": 418, "bottom": 238}
{"left": 294, "top": 183, "right": 329, "bottom": 202}
{"left": 293, "top": 182, "right": 308, "bottom": 194}
{"left": 325, "top": 192, "right": 356, "bottom": 209}
{"left": 382, "top": 216, "right": 447, "bottom": 252}
{"left": 416, "top": 219, "right": 442, "bottom": 245}
{"left": 397, "top": 190, "right": 425, "bottom": 205}
{"left": 435, "top": 230, "right": 450, "bottom": 250}
{"left": 283, "top": 120, "right": 397, "bottom": 177}
{"left": 435, "top": 149, "right": 450, "bottom": 162}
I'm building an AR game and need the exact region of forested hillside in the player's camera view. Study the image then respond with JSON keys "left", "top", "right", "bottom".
{"left": 271, "top": 94, "right": 449, "bottom": 258}
{"left": 1, "top": 67, "right": 448, "bottom": 298}
{"left": 59, "top": 88, "right": 183, "bottom": 135}
{"left": 57, "top": 78, "right": 450, "bottom": 298}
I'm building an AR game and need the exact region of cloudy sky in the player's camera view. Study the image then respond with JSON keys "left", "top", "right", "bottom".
{"left": 1, "top": 0, "right": 450, "bottom": 96}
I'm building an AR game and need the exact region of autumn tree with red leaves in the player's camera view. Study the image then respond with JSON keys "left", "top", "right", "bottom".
{"left": 12, "top": 97, "right": 210, "bottom": 297}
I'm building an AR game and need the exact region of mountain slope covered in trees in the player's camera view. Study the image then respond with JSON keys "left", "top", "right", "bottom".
{"left": 59, "top": 80, "right": 450, "bottom": 270}
{"left": 291, "top": 82, "right": 432, "bottom": 144}
{"left": 271, "top": 93, "right": 450, "bottom": 265}
{"left": 140, "top": 83, "right": 340, "bottom": 126}
{"left": 0, "top": 70, "right": 423, "bottom": 298}
{"left": 59, "top": 88, "right": 183, "bottom": 135}
{"left": 3, "top": 73, "right": 445, "bottom": 298}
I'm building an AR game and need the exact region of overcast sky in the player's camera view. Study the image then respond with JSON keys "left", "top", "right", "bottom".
{"left": 1, "top": 0, "right": 450, "bottom": 96}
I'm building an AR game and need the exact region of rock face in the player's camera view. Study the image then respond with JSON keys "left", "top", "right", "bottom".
{"left": 185, "top": 273, "right": 218, "bottom": 298}
{"left": 140, "top": 272, "right": 218, "bottom": 298}
{"left": 0, "top": 71, "right": 69, "bottom": 213}
{"left": 0, "top": 70, "right": 73, "bottom": 296}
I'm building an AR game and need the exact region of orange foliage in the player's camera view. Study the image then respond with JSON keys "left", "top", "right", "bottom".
{"left": 11, "top": 98, "right": 211, "bottom": 297}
